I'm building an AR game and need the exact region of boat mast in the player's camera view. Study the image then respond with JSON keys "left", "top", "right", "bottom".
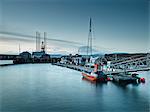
{"left": 89, "top": 18, "right": 92, "bottom": 56}
{"left": 87, "top": 18, "right": 93, "bottom": 59}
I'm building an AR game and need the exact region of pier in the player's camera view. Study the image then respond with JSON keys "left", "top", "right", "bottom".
{"left": 104, "top": 53, "right": 150, "bottom": 75}
{"left": 0, "top": 54, "right": 18, "bottom": 60}
{"left": 53, "top": 53, "right": 150, "bottom": 75}
{"left": 52, "top": 53, "right": 150, "bottom": 84}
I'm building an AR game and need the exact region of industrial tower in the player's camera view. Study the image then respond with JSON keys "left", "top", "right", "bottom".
{"left": 41, "top": 32, "right": 47, "bottom": 52}
{"left": 36, "top": 32, "right": 47, "bottom": 53}
{"left": 36, "top": 31, "right": 41, "bottom": 51}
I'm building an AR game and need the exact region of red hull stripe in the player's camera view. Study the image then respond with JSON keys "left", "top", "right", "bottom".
{"left": 82, "top": 73, "right": 97, "bottom": 81}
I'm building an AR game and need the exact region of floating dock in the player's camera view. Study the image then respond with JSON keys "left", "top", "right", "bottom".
{"left": 52, "top": 63, "right": 146, "bottom": 84}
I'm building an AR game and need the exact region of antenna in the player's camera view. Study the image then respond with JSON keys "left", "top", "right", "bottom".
{"left": 36, "top": 31, "right": 38, "bottom": 51}
{"left": 19, "top": 44, "right": 21, "bottom": 54}
{"left": 38, "top": 32, "right": 41, "bottom": 51}
{"left": 44, "top": 32, "right": 47, "bottom": 52}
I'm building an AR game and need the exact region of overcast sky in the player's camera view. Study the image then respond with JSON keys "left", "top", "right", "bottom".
{"left": 0, "top": 0, "right": 149, "bottom": 54}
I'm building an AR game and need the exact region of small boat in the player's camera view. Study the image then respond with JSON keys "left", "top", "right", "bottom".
{"left": 112, "top": 74, "right": 137, "bottom": 84}
{"left": 112, "top": 72, "right": 146, "bottom": 84}
{"left": 131, "top": 73, "right": 145, "bottom": 83}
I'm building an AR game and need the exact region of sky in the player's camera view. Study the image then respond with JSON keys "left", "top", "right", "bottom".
{"left": 0, "top": 0, "right": 149, "bottom": 54}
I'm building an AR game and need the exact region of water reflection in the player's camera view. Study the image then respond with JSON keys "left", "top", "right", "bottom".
{"left": 82, "top": 77, "right": 108, "bottom": 86}
{"left": 0, "top": 64, "right": 149, "bottom": 112}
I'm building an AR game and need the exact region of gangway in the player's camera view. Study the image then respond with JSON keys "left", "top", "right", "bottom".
{"left": 105, "top": 53, "right": 150, "bottom": 74}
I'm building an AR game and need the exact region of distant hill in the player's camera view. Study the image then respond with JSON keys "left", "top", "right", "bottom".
{"left": 49, "top": 54, "right": 65, "bottom": 58}
{"left": 78, "top": 46, "right": 107, "bottom": 55}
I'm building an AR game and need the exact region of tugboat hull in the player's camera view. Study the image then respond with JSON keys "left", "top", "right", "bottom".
{"left": 82, "top": 72, "right": 107, "bottom": 82}
{"left": 82, "top": 72, "right": 97, "bottom": 81}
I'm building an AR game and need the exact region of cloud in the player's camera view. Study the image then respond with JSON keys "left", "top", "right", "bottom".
{"left": 0, "top": 31, "right": 83, "bottom": 46}
{"left": 78, "top": 46, "right": 111, "bottom": 55}
{"left": 0, "top": 36, "right": 33, "bottom": 43}
{"left": 0, "top": 31, "right": 84, "bottom": 54}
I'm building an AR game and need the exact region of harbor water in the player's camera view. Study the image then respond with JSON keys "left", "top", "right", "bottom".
{"left": 0, "top": 60, "right": 13, "bottom": 65}
{"left": 0, "top": 64, "right": 149, "bottom": 112}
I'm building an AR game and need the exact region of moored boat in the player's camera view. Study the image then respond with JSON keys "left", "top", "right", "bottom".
{"left": 82, "top": 71, "right": 108, "bottom": 82}
{"left": 112, "top": 74, "right": 137, "bottom": 84}
{"left": 131, "top": 73, "right": 145, "bottom": 83}
{"left": 82, "top": 63, "right": 108, "bottom": 82}
{"left": 112, "top": 72, "right": 146, "bottom": 84}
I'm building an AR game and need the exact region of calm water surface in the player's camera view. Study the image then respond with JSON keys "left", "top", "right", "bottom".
{"left": 0, "top": 60, "right": 13, "bottom": 65}
{"left": 0, "top": 64, "right": 149, "bottom": 112}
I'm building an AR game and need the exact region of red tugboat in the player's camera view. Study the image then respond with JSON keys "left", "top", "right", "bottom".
{"left": 82, "top": 18, "right": 108, "bottom": 82}
{"left": 82, "top": 64, "right": 108, "bottom": 82}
